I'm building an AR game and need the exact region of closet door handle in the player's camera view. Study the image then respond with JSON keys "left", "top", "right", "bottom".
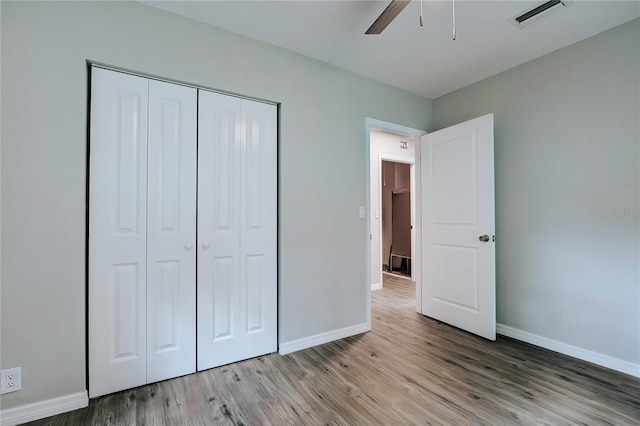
{"left": 185, "top": 243, "right": 193, "bottom": 250}
{"left": 202, "top": 243, "right": 211, "bottom": 249}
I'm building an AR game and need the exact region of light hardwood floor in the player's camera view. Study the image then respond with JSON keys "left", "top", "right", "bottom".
{"left": 30, "top": 275, "right": 639, "bottom": 425}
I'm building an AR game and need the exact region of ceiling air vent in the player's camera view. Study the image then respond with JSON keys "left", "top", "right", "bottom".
{"left": 509, "top": 0, "right": 572, "bottom": 28}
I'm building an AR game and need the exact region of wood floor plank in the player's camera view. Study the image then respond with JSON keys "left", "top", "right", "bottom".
{"left": 27, "top": 275, "right": 639, "bottom": 425}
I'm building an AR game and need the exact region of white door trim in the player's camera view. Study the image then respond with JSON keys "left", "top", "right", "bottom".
{"left": 88, "top": 61, "right": 278, "bottom": 107}
{"left": 365, "top": 118, "right": 426, "bottom": 330}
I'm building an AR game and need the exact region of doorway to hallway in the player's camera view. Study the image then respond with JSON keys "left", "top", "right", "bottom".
{"left": 381, "top": 160, "right": 412, "bottom": 280}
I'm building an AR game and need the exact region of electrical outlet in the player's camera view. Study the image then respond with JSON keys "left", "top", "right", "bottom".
{"left": 1, "top": 367, "right": 22, "bottom": 394}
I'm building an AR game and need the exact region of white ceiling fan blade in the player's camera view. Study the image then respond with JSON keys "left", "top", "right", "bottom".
{"left": 365, "top": 0, "right": 411, "bottom": 35}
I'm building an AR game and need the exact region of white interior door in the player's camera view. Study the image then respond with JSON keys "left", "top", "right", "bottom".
{"left": 146, "top": 80, "right": 197, "bottom": 382}
{"left": 420, "top": 114, "right": 496, "bottom": 340}
{"left": 91, "top": 69, "right": 276, "bottom": 390}
{"left": 197, "top": 91, "right": 242, "bottom": 369}
{"left": 89, "top": 69, "right": 149, "bottom": 397}
{"left": 238, "top": 98, "right": 277, "bottom": 360}
{"left": 90, "top": 69, "right": 198, "bottom": 397}
{"left": 197, "top": 90, "right": 277, "bottom": 370}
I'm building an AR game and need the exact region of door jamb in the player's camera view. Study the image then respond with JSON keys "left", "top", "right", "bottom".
{"left": 365, "top": 118, "right": 426, "bottom": 330}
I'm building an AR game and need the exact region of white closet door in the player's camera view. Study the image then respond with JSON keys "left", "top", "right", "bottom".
{"left": 239, "top": 99, "right": 277, "bottom": 360}
{"left": 89, "top": 68, "right": 148, "bottom": 398}
{"left": 146, "top": 80, "right": 197, "bottom": 382}
{"left": 197, "top": 91, "right": 242, "bottom": 370}
{"left": 197, "top": 91, "right": 277, "bottom": 370}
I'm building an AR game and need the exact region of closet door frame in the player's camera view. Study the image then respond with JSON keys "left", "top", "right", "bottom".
{"left": 88, "top": 63, "right": 279, "bottom": 394}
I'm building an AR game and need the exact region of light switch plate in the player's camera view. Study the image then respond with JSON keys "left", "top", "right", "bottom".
{"left": 359, "top": 206, "right": 366, "bottom": 219}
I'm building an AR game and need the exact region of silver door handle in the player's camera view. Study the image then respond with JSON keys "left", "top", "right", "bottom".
{"left": 479, "top": 235, "right": 490, "bottom": 242}
{"left": 185, "top": 243, "right": 193, "bottom": 250}
{"left": 202, "top": 243, "right": 211, "bottom": 249}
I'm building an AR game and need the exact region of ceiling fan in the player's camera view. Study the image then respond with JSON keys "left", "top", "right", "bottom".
{"left": 365, "top": 0, "right": 457, "bottom": 40}
{"left": 366, "top": 0, "right": 572, "bottom": 37}
{"left": 365, "top": 0, "right": 411, "bottom": 34}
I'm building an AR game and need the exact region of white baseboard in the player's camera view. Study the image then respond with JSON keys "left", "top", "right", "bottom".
{"left": 0, "top": 391, "right": 88, "bottom": 426}
{"left": 497, "top": 324, "right": 640, "bottom": 378}
{"left": 279, "top": 322, "right": 370, "bottom": 355}
{"left": 371, "top": 282, "right": 382, "bottom": 291}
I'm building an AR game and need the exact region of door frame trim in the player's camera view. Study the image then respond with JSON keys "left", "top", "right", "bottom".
{"left": 365, "top": 118, "right": 426, "bottom": 330}
{"left": 87, "top": 60, "right": 278, "bottom": 106}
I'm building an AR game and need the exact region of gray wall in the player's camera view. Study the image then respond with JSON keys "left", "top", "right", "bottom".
{"left": 0, "top": 1, "right": 432, "bottom": 408}
{"left": 432, "top": 19, "right": 640, "bottom": 365}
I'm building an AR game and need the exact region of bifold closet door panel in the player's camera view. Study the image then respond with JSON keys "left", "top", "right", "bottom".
{"left": 197, "top": 90, "right": 277, "bottom": 371}
{"left": 197, "top": 91, "right": 243, "bottom": 370}
{"left": 239, "top": 99, "right": 277, "bottom": 359}
{"left": 89, "top": 68, "right": 149, "bottom": 398}
{"left": 146, "top": 80, "right": 197, "bottom": 382}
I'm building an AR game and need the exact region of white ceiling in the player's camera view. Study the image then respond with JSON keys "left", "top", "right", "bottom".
{"left": 140, "top": 1, "right": 640, "bottom": 99}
